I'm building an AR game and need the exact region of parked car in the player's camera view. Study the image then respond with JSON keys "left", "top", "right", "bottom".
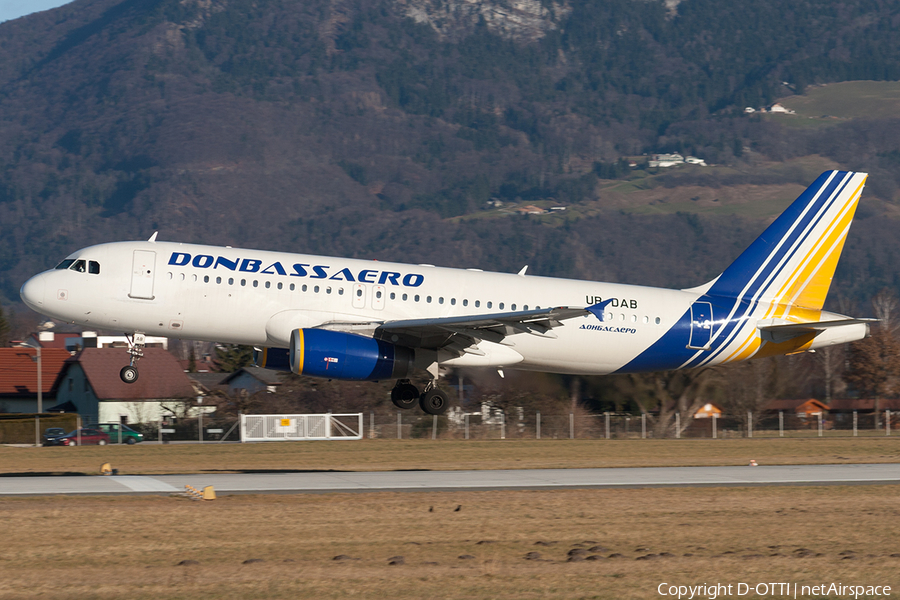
{"left": 44, "top": 428, "right": 110, "bottom": 446}
{"left": 94, "top": 423, "right": 144, "bottom": 445}
{"left": 41, "top": 427, "right": 67, "bottom": 445}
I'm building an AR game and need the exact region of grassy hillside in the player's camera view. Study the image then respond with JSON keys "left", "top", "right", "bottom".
{"left": 0, "top": 0, "right": 898, "bottom": 310}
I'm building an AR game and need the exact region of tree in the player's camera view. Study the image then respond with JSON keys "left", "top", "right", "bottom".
{"left": 623, "top": 368, "right": 718, "bottom": 438}
{"left": 844, "top": 327, "right": 900, "bottom": 401}
{"left": 0, "top": 305, "right": 10, "bottom": 347}
{"left": 213, "top": 344, "right": 254, "bottom": 373}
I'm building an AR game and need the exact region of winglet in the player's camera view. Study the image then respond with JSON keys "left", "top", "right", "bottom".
{"left": 148, "top": 232, "right": 158, "bottom": 243}
{"left": 586, "top": 299, "right": 615, "bottom": 322}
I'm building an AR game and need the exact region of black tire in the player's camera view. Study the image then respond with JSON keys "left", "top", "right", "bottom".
{"left": 126, "top": 437, "right": 136, "bottom": 445}
{"left": 420, "top": 388, "right": 449, "bottom": 415}
{"left": 120, "top": 365, "right": 139, "bottom": 383}
{"left": 391, "top": 382, "right": 419, "bottom": 410}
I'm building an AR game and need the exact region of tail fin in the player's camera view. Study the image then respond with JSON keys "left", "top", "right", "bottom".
{"left": 707, "top": 170, "right": 866, "bottom": 316}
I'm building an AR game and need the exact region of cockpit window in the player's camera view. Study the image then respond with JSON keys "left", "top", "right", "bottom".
{"left": 55, "top": 259, "right": 75, "bottom": 270}
{"left": 70, "top": 260, "right": 86, "bottom": 273}
{"left": 88, "top": 261, "right": 100, "bottom": 274}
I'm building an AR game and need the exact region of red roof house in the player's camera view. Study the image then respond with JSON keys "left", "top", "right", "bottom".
{"left": 0, "top": 348, "right": 72, "bottom": 413}
{"left": 52, "top": 348, "right": 197, "bottom": 424}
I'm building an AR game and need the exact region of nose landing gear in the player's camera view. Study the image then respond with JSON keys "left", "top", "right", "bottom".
{"left": 119, "top": 332, "right": 146, "bottom": 384}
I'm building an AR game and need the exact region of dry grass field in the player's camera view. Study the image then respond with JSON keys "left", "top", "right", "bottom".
{"left": 2, "top": 486, "right": 899, "bottom": 599}
{"left": 4, "top": 437, "right": 900, "bottom": 476}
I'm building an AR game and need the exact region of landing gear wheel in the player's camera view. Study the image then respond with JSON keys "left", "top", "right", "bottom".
{"left": 120, "top": 365, "right": 139, "bottom": 384}
{"left": 420, "top": 388, "right": 449, "bottom": 415}
{"left": 391, "top": 380, "right": 419, "bottom": 410}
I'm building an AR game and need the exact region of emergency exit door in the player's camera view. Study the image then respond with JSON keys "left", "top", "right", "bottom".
{"left": 129, "top": 250, "right": 156, "bottom": 300}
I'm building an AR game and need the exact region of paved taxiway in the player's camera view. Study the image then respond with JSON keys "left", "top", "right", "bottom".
{"left": 2, "top": 464, "right": 900, "bottom": 496}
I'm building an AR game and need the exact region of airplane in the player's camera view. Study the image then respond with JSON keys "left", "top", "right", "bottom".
{"left": 19, "top": 170, "right": 874, "bottom": 415}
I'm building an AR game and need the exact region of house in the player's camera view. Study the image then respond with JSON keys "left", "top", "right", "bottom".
{"left": 221, "top": 366, "right": 283, "bottom": 396}
{"left": 765, "top": 398, "right": 829, "bottom": 418}
{"left": 514, "top": 205, "right": 546, "bottom": 215}
{"left": 693, "top": 402, "right": 722, "bottom": 419}
{"left": 0, "top": 348, "right": 72, "bottom": 413}
{"left": 50, "top": 348, "right": 197, "bottom": 424}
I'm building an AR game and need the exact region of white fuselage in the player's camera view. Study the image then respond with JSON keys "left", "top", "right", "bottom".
{"left": 20, "top": 240, "right": 866, "bottom": 376}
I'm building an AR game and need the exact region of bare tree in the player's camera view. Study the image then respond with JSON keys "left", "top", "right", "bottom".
{"left": 626, "top": 368, "right": 718, "bottom": 438}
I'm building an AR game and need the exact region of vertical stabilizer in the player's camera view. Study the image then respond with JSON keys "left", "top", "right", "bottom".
{"left": 707, "top": 170, "right": 866, "bottom": 316}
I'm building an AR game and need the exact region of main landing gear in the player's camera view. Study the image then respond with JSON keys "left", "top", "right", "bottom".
{"left": 119, "top": 332, "right": 146, "bottom": 384}
{"left": 391, "top": 379, "right": 450, "bottom": 415}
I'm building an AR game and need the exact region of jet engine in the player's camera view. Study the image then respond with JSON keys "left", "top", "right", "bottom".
{"left": 255, "top": 329, "right": 414, "bottom": 381}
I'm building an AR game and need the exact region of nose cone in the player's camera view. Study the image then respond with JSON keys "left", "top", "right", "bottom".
{"left": 20, "top": 274, "right": 45, "bottom": 311}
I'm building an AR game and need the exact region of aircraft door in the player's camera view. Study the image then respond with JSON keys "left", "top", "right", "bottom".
{"left": 352, "top": 283, "right": 366, "bottom": 309}
{"left": 687, "top": 302, "right": 713, "bottom": 349}
{"left": 372, "top": 285, "right": 385, "bottom": 310}
{"left": 129, "top": 250, "right": 156, "bottom": 300}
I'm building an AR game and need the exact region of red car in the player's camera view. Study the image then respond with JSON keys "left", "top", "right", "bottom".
{"left": 46, "top": 428, "right": 110, "bottom": 446}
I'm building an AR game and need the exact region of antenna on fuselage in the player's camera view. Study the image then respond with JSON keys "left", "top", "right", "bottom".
{"left": 517, "top": 265, "right": 528, "bottom": 277}
{"left": 148, "top": 232, "right": 158, "bottom": 243}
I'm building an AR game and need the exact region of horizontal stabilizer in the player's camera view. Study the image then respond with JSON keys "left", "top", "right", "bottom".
{"left": 757, "top": 318, "right": 877, "bottom": 344}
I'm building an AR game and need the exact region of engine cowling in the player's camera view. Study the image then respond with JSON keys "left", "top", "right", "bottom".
{"left": 288, "top": 329, "right": 413, "bottom": 381}
{"left": 253, "top": 347, "right": 292, "bottom": 372}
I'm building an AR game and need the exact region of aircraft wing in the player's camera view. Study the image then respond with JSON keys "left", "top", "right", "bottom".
{"left": 370, "top": 306, "right": 589, "bottom": 355}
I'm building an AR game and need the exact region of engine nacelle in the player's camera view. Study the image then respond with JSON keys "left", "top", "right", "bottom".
{"left": 253, "top": 347, "right": 292, "bottom": 372}
{"left": 289, "top": 329, "right": 413, "bottom": 381}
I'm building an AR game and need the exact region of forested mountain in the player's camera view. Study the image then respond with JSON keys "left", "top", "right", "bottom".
{"left": 1, "top": 0, "right": 899, "bottom": 311}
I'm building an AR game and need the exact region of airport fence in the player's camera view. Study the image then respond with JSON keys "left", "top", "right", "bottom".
{"left": 22, "top": 409, "right": 900, "bottom": 445}
{"left": 364, "top": 409, "right": 900, "bottom": 440}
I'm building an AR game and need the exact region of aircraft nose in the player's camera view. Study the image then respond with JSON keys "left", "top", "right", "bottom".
{"left": 20, "top": 274, "right": 45, "bottom": 310}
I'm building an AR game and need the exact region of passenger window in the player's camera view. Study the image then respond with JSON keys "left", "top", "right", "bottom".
{"left": 88, "top": 261, "right": 100, "bottom": 274}
{"left": 438, "top": 297, "right": 443, "bottom": 304}
{"left": 463, "top": 299, "right": 468, "bottom": 307}
{"left": 289, "top": 283, "right": 295, "bottom": 291}
{"left": 252, "top": 280, "right": 258, "bottom": 287}
{"left": 191, "top": 274, "right": 197, "bottom": 282}
{"left": 314, "top": 286, "right": 320, "bottom": 293}
{"left": 487, "top": 302, "right": 493, "bottom": 309}
{"left": 511, "top": 304, "right": 516, "bottom": 311}
{"left": 390, "top": 292, "right": 396, "bottom": 300}
{"left": 655, "top": 317, "right": 661, "bottom": 324}
{"left": 415, "top": 295, "right": 420, "bottom": 302}
{"left": 167, "top": 272, "right": 173, "bottom": 280}
{"left": 277, "top": 282, "right": 283, "bottom": 290}
{"left": 499, "top": 303, "right": 505, "bottom": 310}
{"left": 475, "top": 300, "right": 480, "bottom": 308}
{"left": 339, "top": 288, "right": 344, "bottom": 295}
{"left": 70, "top": 260, "right": 86, "bottom": 272}
{"left": 451, "top": 298, "right": 456, "bottom": 305}
{"left": 356, "top": 289, "right": 363, "bottom": 297}
{"left": 204, "top": 275, "right": 209, "bottom": 283}
{"left": 427, "top": 296, "right": 432, "bottom": 303}
{"left": 55, "top": 259, "right": 75, "bottom": 270}
{"left": 181, "top": 273, "right": 185, "bottom": 281}
{"left": 265, "top": 281, "right": 270, "bottom": 289}
{"left": 523, "top": 305, "right": 528, "bottom": 310}
{"left": 643, "top": 316, "right": 649, "bottom": 324}
{"left": 631, "top": 314, "right": 637, "bottom": 322}
{"left": 402, "top": 293, "right": 408, "bottom": 301}
{"left": 302, "top": 284, "right": 307, "bottom": 292}
{"left": 241, "top": 279, "right": 247, "bottom": 286}
{"left": 376, "top": 290, "right": 382, "bottom": 299}
{"left": 228, "top": 278, "right": 234, "bottom": 285}
{"left": 605, "top": 312, "right": 613, "bottom": 321}
{"left": 326, "top": 287, "right": 332, "bottom": 294}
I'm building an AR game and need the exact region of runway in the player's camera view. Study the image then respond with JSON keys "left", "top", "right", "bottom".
{"left": 2, "top": 463, "right": 900, "bottom": 496}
